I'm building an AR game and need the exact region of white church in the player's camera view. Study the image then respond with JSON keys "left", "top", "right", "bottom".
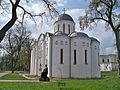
{"left": 30, "top": 13, "right": 101, "bottom": 78}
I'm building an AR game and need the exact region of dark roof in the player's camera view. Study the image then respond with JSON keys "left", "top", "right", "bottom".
{"left": 54, "top": 31, "right": 68, "bottom": 36}
{"left": 90, "top": 37, "right": 100, "bottom": 43}
{"left": 57, "top": 13, "right": 74, "bottom": 22}
{"left": 70, "top": 32, "right": 89, "bottom": 38}
{"left": 45, "top": 32, "right": 53, "bottom": 36}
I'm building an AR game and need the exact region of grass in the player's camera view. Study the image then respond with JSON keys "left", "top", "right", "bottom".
{"left": 0, "top": 71, "right": 120, "bottom": 90}
{"left": 0, "top": 73, "right": 27, "bottom": 80}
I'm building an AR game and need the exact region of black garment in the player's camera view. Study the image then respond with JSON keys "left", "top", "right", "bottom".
{"left": 43, "top": 67, "right": 48, "bottom": 78}
{"left": 41, "top": 67, "right": 48, "bottom": 78}
{"left": 44, "top": 67, "right": 48, "bottom": 75}
{"left": 40, "top": 66, "right": 49, "bottom": 81}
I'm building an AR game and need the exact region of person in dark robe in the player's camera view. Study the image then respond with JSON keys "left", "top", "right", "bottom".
{"left": 40, "top": 64, "right": 49, "bottom": 81}
{"left": 44, "top": 64, "right": 48, "bottom": 78}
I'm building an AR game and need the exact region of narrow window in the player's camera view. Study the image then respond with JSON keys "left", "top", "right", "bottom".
{"left": 68, "top": 24, "right": 70, "bottom": 34}
{"left": 95, "top": 46, "right": 97, "bottom": 49}
{"left": 98, "top": 53, "right": 100, "bottom": 66}
{"left": 107, "top": 59, "right": 109, "bottom": 62}
{"left": 83, "top": 42, "right": 85, "bottom": 46}
{"left": 60, "top": 49, "right": 63, "bottom": 64}
{"left": 85, "top": 50, "right": 87, "bottom": 64}
{"left": 74, "top": 49, "right": 77, "bottom": 64}
{"left": 58, "top": 24, "right": 59, "bottom": 31}
{"left": 60, "top": 41, "right": 63, "bottom": 45}
{"left": 55, "top": 41, "right": 58, "bottom": 45}
{"left": 63, "top": 24, "right": 65, "bottom": 32}
{"left": 102, "top": 59, "right": 104, "bottom": 63}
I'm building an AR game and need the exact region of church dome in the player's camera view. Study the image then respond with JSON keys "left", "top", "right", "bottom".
{"left": 70, "top": 32, "right": 89, "bottom": 38}
{"left": 54, "top": 31, "right": 68, "bottom": 36}
{"left": 57, "top": 13, "right": 74, "bottom": 22}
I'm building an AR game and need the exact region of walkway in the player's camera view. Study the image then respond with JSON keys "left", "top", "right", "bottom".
{"left": 0, "top": 72, "right": 8, "bottom": 77}
{"left": 0, "top": 80, "right": 40, "bottom": 82}
{"left": 0, "top": 72, "right": 51, "bottom": 83}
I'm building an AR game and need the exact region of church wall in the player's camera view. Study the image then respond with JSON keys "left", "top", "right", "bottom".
{"left": 34, "top": 44, "right": 39, "bottom": 76}
{"left": 42, "top": 36, "right": 49, "bottom": 76}
{"left": 35, "top": 34, "right": 52, "bottom": 77}
{"left": 30, "top": 47, "right": 35, "bottom": 75}
{"left": 91, "top": 41, "right": 101, "bottom": 77}
{"left": 48, "top": 36, "right": 52, "bottom": 77}
{"left": 51, "top": 36, "right": 70, "bottom": 78}
{"left": 31, "top": 44, "right": 37, "bottom": 76}
{"left": 39, "top": 40, "right": 46, "bottom": 75}
{"left": 36, "top": 40, "right": 42, "bottom": 76}
{"left": 71, "top": 37, "right": 92, "bottom": 78}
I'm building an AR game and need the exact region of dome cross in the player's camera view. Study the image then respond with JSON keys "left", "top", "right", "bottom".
{"left": 63, "top": 8, "right": 66, "bottom": 14}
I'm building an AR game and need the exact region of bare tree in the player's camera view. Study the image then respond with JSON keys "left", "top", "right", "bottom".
{"left": 79, "top": 0, "right": 120, "bottom": 75}
{"left": 0, "top": 0, "right": 58, "bottom": 42}
{"left": 0, "top": 24, "right": 32, "bottom": 73}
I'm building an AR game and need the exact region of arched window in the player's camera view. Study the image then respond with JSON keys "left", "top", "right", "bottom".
{"left": 58, "top": 24, "right": 59, "bottom": 31}
{"left": 60, "top": 41, "right": 63, "bottom": 45}
{"left": 98, "top": 53, "right": 100, "bottom": 66}
{"left": 102, "top": 59, "right": 104, "bottom": 63}
{"left": 55, "top": 41, "right": 58, "bottom": 45}
{"left": 85, "top": 50, "right": 87, "bottom": 64}
{"left": 60, "top": 48, "right": 63, "bottom": 64}
{"left": 74, "top": 49, "right": 77, "bottom": 64}
{"left": 63, "top": 24, "right": 65, "bottom": 32}
{"left": 68, "top": 24, "right": 70, "bottom": 34}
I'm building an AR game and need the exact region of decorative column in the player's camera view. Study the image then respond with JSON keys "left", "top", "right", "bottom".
{"left": 48, "top": 37, "right": 52, "bottom": 77}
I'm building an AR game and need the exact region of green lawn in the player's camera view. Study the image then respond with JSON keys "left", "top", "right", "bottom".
{"left": 0, "top": 73, "right": 27, "bottom": 80}
{"left": 0, "top": 71, "right": 120, "bottom": 90}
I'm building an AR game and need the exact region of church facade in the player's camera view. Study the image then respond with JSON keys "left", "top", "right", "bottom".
{"left": 30, "top": 13, "right": 101, "bottom": 78}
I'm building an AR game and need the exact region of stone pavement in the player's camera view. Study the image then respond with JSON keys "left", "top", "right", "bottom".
{"left": 0, "top": 72, "right": 53, "bottom": 83}
{"left": 0, "top": 72, "right": 8, "bottom": 77}
{"left": 0, "top": 80, "right": 40, "bottom": 82}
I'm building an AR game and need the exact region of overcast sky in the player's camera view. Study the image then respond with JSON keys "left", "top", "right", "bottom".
{"left": 0, "top": 0, "right": 117, "bottom": 54}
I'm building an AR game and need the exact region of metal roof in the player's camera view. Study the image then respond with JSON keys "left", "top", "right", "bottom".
{"left": 57, "top": 14, "right": 74, "bottom": 22}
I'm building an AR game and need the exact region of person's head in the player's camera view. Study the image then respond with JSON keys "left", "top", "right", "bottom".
{"left": 45, "top": 64, "right": 47, "bottom": 67}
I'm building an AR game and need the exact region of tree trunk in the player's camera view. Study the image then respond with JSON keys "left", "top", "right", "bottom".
{"left": 0, "top": 0, "right": 21, "bottom": 42}
{"left": 114, "top": 30, "right": 120, "bottom": 76}
{"left": 11, "top": 58, "right": 14, "bottom": 73}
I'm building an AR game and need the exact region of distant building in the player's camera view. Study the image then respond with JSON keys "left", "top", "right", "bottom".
{"left": 100, "top": 54, "right": 118, "bottom": 71}
{"left": 30, "top": 13, "right": 101, "bottom": 78}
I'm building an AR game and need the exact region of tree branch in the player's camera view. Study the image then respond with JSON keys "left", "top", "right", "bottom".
{"left": 93, "top": 17, "right": 109, "bottom": 23}
{"left": 0, "top": 0, "right": 21, "bottom": 42}
{"left": 100, "top": 0, "right": 111, "bottom": 8}
{"left": 9, "top": 0, "right": 14, "bottom": 5}
{"left": 18, "top": 5, "right": 45, "bottom": 24}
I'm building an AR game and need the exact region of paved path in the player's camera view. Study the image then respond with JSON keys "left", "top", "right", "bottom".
{"left": 0, "top": 80, "right": 40, "bottom": 83}
{"left": 0, "top": 72, "right": 52, "bottom": 83}
{"left": 0, "top": 72, "right": 8, "bottom": 77}
{"left": 0, "top": 73, "right": 40, "bottom": 82}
